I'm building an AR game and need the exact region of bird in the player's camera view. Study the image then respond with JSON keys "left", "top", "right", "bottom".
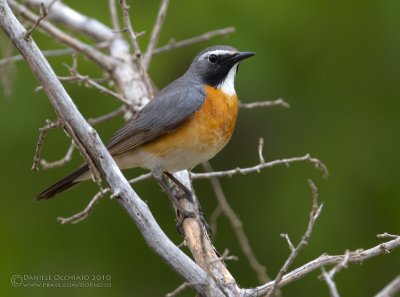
{"left": 36, "top": 45, "right": 255, "bottom": 228}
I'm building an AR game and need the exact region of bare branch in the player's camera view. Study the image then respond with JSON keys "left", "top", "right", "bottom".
{"left": 144, "top": 0, "right": 169, "bottom": 68}
{"left": 119, "top": 0, "right": 154, "bottom": 98}
{"left": 41, "top": 141, "right": 74, "bottom": 169}
{"left": 202, "top": 161, "right": 271, "bottom": 284}
{"left": 87, "top": 106, "right": 125, "bottom": 125}
{"left": 266, "top": 179, "right": 323, "bottom": 297}
{"left": 108, "top": 0, "right": 120, "bottom": 32}
{"left": 192, "top": 154, "right": 329, "bottom": 180}
{"left": 374, "top": 275, "right": 400, "bottom": 297}
{"left": 58, "top": 188, "right": 108, "bottom": 224}
{"left": 60, "top": 64, "right": 131, "bottom": 106}
{"left": 208, "top": 249, "right": 239, "bottom": 265}
{"left": 239, "top": 99, "right": 290, "bottom": 109}
{"left": 24, "top": 2, "right": 47, "bottom": 39}
{"left": 59, "top": 173, "right": 152, "bottom": 225}
{"left": 166, "top": 282, "right": 203, "bottom": 297}
{"left": 243, "top": 236, "right": 400, "bottom": 296}
{"left": 280, "top": 234, "right": 295, "bottom": 252}
{"left": 31, "top": 119, "right": 60, "bottom": 171}
{"left": 377, "top": 232, "right": 400, "bottom": 239}
{"left": 171, "top": 171, "right": 240, "bottom": 296}
{"left": 153, "top": 27, "right": 235, "bottom": 55}
{"left": 320, "top": 250, "right": 350, "bottom": 297}
{"left": 0, "top": 48, "right": 73, "bottom": 66}
{"left": 258, "top": 138, "right": 265, "bottom": 164}
{"left": 321, "top": 268, "right": 341, "bottom": 297}
{"left": 9, "top": 1, "right": 115, "bottom": 71}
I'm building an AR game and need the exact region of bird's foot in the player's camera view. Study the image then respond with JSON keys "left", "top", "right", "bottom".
{"left": 176, "top": 209, "right": 212, "bottom": 236}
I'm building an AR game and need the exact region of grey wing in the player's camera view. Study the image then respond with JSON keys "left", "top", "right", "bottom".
{"left": 107, "top": 82, "right": 205, "bottom": 156}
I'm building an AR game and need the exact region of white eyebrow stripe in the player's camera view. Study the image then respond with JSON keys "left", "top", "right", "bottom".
{"left": 199, "top": 49, "right": 236, "bottom": 60}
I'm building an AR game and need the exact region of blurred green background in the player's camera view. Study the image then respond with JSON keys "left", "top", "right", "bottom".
{"left": 1, "top": 0, "right": 399, "bottom": 296}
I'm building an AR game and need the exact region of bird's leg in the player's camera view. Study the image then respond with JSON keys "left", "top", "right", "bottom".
{"left": 152, "top": 168, "right": 194, "bottom": 234}
{"left": 164, "top": 172, "right": 193, "bottom": 202}
{"left": 152, "top": 167, "right": 190, "bottom": 214}
{"left": 164, "top": 171, "right": 211, "bottom": 235}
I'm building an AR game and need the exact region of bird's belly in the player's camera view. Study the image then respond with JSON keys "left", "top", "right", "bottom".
{"left": 115, "top": 87, "right": 239, "bottom": 172}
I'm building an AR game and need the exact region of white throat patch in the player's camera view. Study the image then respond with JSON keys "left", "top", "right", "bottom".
{"left": 218, "top": 63, "right": 238, "bottom": 96}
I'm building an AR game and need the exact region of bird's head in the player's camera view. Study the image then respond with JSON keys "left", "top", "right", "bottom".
{"left": 189, "top": 45, "right": 255, "bottom": 95}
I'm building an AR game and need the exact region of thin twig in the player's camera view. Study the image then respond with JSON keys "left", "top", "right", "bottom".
{"left": 0, "top": 48, "right": 73, "bottom": 66}
{"left": 9, "top": 1, "right": 115, "bottom": 71}
{"left": 87, "top": 106, "right": 126, "bottom": 125}
{"left": 321, "top": 268, "right": 341, "bottom": 297}
{"left": 377, "top": 233, "right": 400, "bottom": 239}
{"left": 320, "top": 250, "right": 350, "bottom": 297}
{"left": 58, "top": 173, "right": 152, "bottom": 225}
{"left": 239, "top": 99, "right": 290, "bottom": 109}
{"left": 31, "top": 119, "right": 60, "bottom": 171}
{"left": 24, "top": 2, "right": 47, "bottom": 40}
{"left": 192, "top": 154, "right": 329, "bottom": 180}
{"left": 266, "top": 180, "right": 323, "bottom": 297}
{"left": 41, "top": 141, "right": 74, "bottom": 169}
{"left": 58, "top": 189, "right": 108, "bottom": 224}
{"left": 374, "top": 275, "right": 400, "bottom": 297}
{"left": 202, "top": 161, "right": 271, "bottom": 284}
{"left": 208, "top": 249, "right": 238, "bottom": 265}
{"left": 258, "top": 138, "right": 265, "bottom": 164}
{"left": 60, "top": 66, "right": 131, "bottom": 106}
{"left": 40, "top": 106, "right": 125, "bottom": 171}
{"left": 144, "top": 0, "right": 169, "bottom": 68}
{"left": 119, "top": 0, "right": 154, "bottom": 98}
{"left": 153, "top": 27, "right": 235, "bottom": 55}
{"left": 165, "top": 282, "right": 203, "bottom": 297}
{"left": 243, "top": 236, "right": 400, "bottom": 296}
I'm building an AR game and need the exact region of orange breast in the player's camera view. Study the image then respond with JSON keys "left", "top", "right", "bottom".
{"left": 138, "top": 85, "right": 239, "bottom": 171}
{"left": 195, "top": 85, "right": 239, "bottom": 149}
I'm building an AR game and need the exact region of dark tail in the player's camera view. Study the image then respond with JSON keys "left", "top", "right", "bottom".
{"left": 35, "top": 164, "right": 89, "bottom": 200}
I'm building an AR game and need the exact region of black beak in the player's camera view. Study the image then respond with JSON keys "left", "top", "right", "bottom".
{"left": 230, "top": 51, "right": 255, "bottom": 63}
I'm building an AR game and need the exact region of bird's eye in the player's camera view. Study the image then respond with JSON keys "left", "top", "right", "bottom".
{"left": 208, "top": 54, "right": 218, "bottom": 64}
